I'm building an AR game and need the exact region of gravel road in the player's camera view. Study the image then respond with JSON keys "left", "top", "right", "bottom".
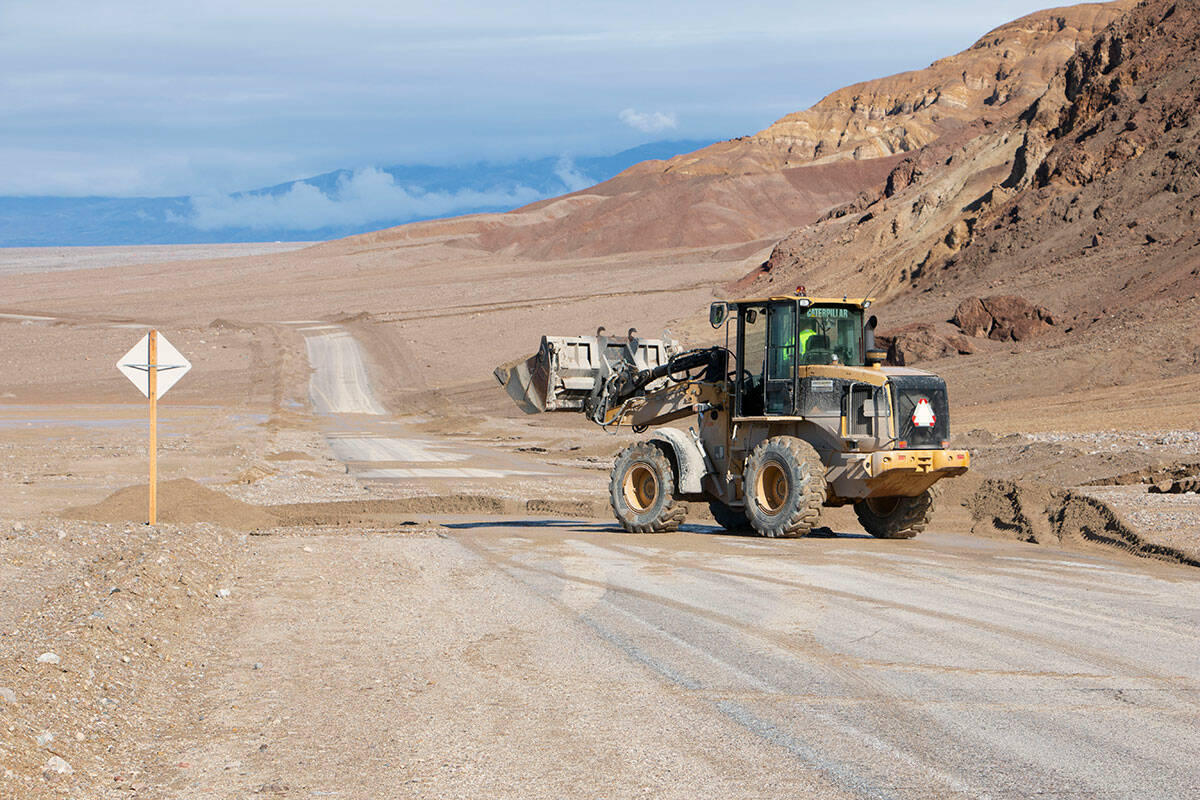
{"left": 303, "top": 326, "right": 388, "bottom": 416}
{"left": 167, "top": 523, "right": 1200, "bottom": 799}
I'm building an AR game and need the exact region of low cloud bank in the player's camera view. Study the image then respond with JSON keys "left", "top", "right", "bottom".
{"left": 618, "top": 108, "right": 677, "bottom": 133}
{"left": 185, "top": 167, "right": 545, "bottom": 231}
{"left": 553, "top": 156, "right": 594, "bottom": 192}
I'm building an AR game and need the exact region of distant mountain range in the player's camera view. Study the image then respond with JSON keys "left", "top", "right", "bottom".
{"left": 0, "top": 140, "right": 712, "bottom": 247}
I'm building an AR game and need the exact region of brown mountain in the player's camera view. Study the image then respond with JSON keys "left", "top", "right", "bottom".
{"left": 363, "top": 2, "right": 1128, "bottom": 260}
{"left": 643, "top": 0, "right": 1135, "bottom": 175}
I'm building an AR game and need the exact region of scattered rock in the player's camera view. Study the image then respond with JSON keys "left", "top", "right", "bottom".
{"left": 11, "top": 521, "right": 24, "bottom": 533}
{"left": 0, "top": 687, "right": 16, "bottom": 704}
{"left": 36, "top": 652, "right": 60, "bottom": 665}
{"left": 43, "top": 756, "right": 73, "bottom": 777}
{"left": 36, "top": 731, "right": 53, "bottom": 746}
{"left": 216, "top": 588, "right": 231, "bottom": 599}
{"left": 253, "top": 662, "right": 263, "bottom": 670}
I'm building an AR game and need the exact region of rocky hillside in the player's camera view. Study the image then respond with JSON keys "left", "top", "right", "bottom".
{"left": 756, "top": 0, "right": 1200, "bottom": 394}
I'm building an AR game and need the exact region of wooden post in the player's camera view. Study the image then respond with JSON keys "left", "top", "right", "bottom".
{"left": 148, "top": 330, "right": 158, "bottom": 525}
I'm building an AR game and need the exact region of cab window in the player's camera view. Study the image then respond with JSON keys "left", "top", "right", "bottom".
{"left": 797, "top": 305, "right": 864, "bottom": 366}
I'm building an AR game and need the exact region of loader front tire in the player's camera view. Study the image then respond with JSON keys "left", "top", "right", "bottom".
{"left": 743, "top": 436, "right": 825, "bottom": 538}
{"left": 854, "top": 491, "right": 933, "bottom": 539}
{"left": 708, "top": 500, "right": 751, "bottom": 532}
{"left": 609, "top": 442, "right": 686, "bottom": 533}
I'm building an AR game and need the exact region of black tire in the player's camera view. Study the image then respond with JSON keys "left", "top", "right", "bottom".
{"left": 609, "top": 442, "right": 687, "bottom": 533}
{"left": 854, "top": 490, "right": 934, "bottom": 539}
{"left": 742, "top": 436, "right": 826, "bottom": 538}
{"left": 708, "top": 500, "right": 751, "bottom": 532}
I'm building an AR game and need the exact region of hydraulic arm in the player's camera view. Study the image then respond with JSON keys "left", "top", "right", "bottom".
{"left": 582, "top": 346, "right": 725, "bottom": 425}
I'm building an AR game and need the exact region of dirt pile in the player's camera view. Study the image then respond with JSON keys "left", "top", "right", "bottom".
{"left": 0, "top": 519, "right": 239, "bottom": 797}
{"left": 268, "top": 496, "right": 606, "bottom": 526}
{"left": 63, "top": 478, "right": 278, "bottom": 529}
{"left": 1049, "top": 490, "right": 1200, "bottom": 565}
{"left": 966, "top": 478, "right": 1057, "bottom": 543}
{"left": 967, "top": 479, "right": 1200, "bottom": 565}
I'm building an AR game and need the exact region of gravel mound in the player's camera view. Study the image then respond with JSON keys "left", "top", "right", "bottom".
{"left": 62, "top": 478, "right": 278, "bottom": 529}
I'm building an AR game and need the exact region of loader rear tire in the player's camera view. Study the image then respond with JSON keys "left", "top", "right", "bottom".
{"left": 743, "top": 436, "right": 825, "bottom": 538}
{"left": 609, "top": 442, "right": 686, "bottom": 533}
{"left": 854, "top": 491, "right": 933, "bottom": 539}
{"left": 708, "top": 500, "right": 751, "bottom": 532}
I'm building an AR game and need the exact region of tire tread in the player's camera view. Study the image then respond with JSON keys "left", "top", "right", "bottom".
{"left": 609, "top": 442, "right": 686, "bottom": 533}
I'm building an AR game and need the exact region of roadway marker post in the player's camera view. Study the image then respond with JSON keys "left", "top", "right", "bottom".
{"left": 117, "top": 330, "right": 191, "bottom": 525}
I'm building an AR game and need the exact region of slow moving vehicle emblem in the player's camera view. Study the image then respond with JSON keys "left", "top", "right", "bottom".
{"left": 912, "top": 397, "right": 936, "bottom": 428}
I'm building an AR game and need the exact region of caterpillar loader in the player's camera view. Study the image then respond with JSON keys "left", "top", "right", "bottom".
{"left": 494, "top": 291, "right": 969, "bottom": 538}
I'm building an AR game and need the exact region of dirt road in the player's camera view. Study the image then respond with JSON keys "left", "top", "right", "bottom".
{"left": 301, "top": 325, "right": 388, "bottom": 416}
{"left": 165, "top": 523, "right": 1199, "bottom": 799}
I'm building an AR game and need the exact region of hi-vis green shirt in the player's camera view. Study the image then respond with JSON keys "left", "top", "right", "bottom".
{"left": 797, "top": 328, "right": 817, "bottom": 354}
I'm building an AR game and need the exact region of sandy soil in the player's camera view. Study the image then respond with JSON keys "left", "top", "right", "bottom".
{"left": 0, "top": 230, "right": 1196, "bottom": 798}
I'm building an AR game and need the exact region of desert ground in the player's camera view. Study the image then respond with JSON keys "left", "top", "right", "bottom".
{"left": 0, "top": 232, "right": 1197, "bottom": 799}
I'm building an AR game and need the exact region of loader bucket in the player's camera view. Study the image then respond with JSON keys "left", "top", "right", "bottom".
{"left": 494, "top": 334, "right": 679, "bottom": 415}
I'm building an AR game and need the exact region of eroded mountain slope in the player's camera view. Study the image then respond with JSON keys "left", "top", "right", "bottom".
{"left": 756, "top": 0, "right": 1200, "bottom": 399}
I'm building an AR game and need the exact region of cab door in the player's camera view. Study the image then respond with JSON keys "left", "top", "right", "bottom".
{"left": 763, "top": 301, "right": 797, "bottom": 415}
{"left": 736, "top": 301, "right": 796, "bottom": 417}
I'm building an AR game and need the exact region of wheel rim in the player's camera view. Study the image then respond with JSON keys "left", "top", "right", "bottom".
{"left": 866, "top": 496, "right": 901, "bottom": 516}
{"left": 755, "top": 460, "right": 789, "bottom": 515}
{"left": 623, "top": 463, "right": 659, "bottom": 513}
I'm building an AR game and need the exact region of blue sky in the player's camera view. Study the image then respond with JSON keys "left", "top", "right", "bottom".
{"left": 0, "top": 0, "right": 1064, "bottom": 198}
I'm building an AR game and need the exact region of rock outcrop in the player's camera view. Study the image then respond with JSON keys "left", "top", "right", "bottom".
{"left": 952, "top": 295, "right": 1055, "bottom": 340}
{"left": 876, "top": 323, "right": 975, "bottom": 365}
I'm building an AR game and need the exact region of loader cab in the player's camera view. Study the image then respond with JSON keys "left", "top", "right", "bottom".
{"left": 729, "top": 295, "right": 869, "bottom": 419}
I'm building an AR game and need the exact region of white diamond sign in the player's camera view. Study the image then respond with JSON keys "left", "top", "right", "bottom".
{"left": 117, "top": 332, "right": 191, "bottom": 399}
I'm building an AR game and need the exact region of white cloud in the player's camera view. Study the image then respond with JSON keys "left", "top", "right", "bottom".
{"left": 184, "top": 167, "right": 543, "bottom": 231}
{"left": 553, "top": 156, "right": 594, "bottom": 192}
{"left": 618, "top": 108, "right": 678, "bottom": 133}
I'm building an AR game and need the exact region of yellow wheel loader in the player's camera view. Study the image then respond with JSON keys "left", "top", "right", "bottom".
{"left": 495, "top": 291, "right": 969, "bottom": 538}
